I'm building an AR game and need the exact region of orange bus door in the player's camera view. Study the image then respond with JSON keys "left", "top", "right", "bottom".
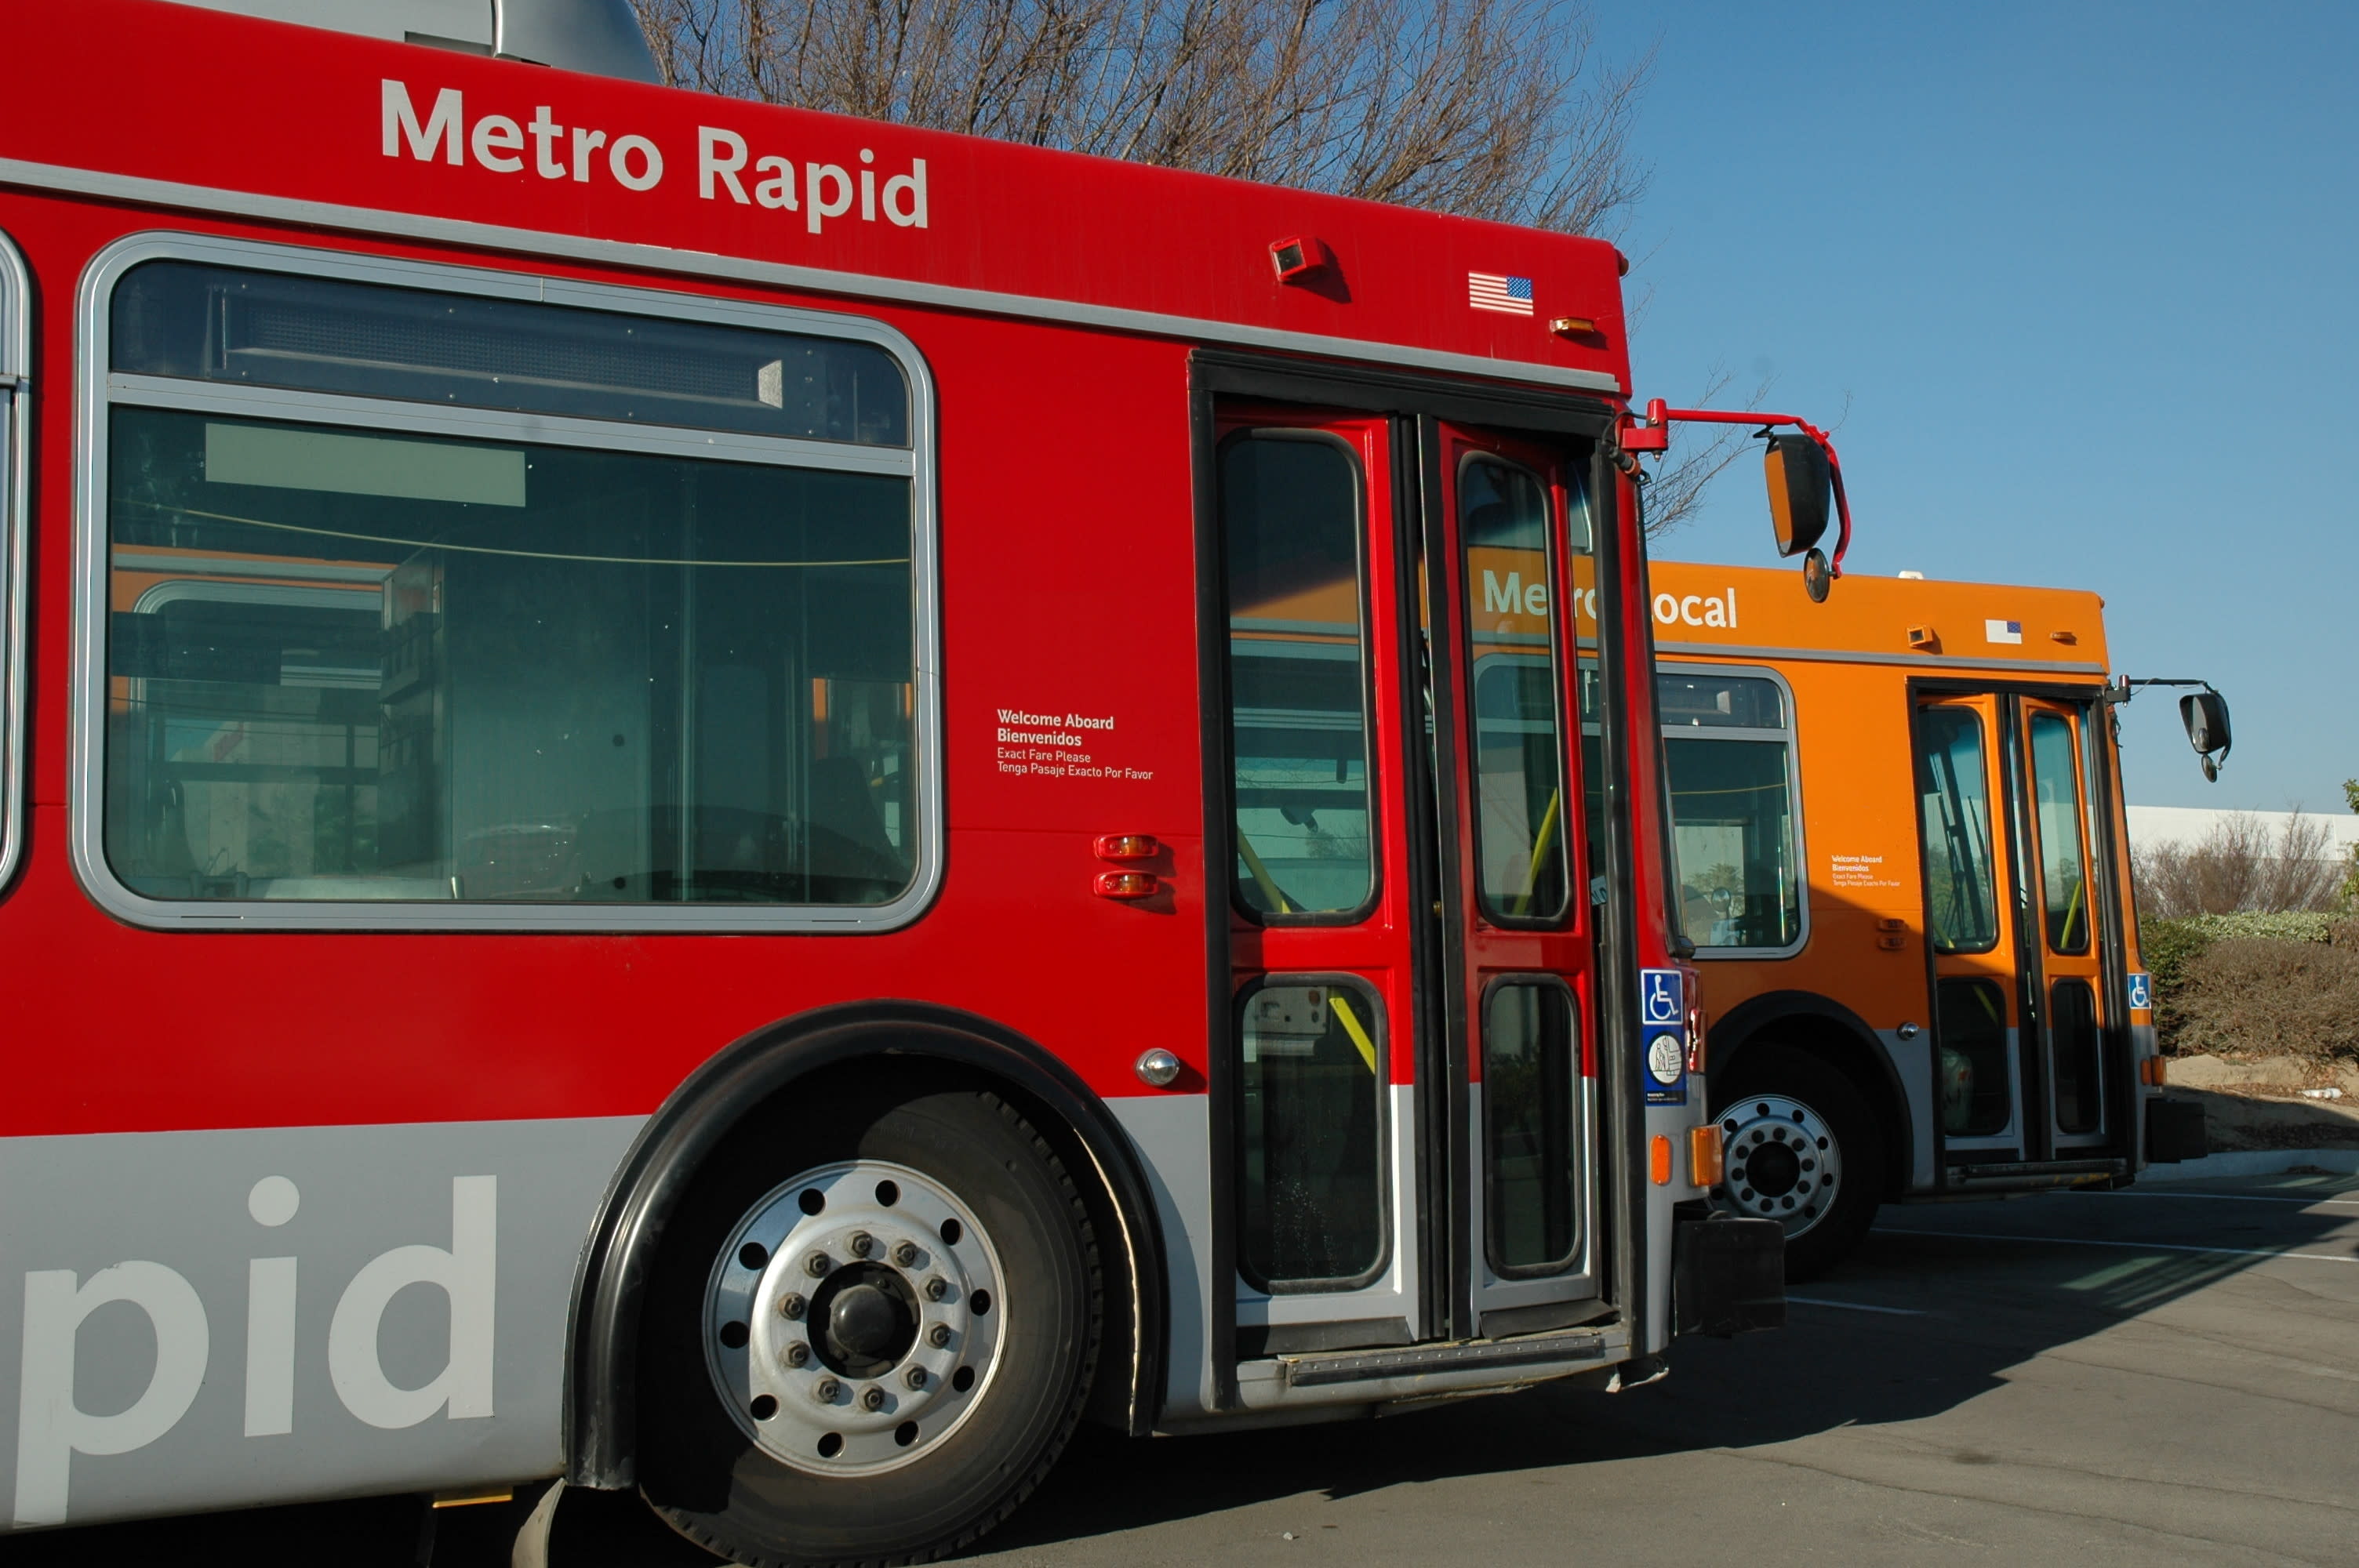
{"left": 1915, "top": 691, "right": 2116, "bottom": 1173}
{"left": 1914, "top": 695, "right": 2025, "bottom": 1163}
{"left": 2014, "top": 697, "right": 2114, "bottom": 1157}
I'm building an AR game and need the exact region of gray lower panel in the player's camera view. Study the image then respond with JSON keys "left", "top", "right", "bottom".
{"left": 0, "top": 1116, "right": 644, "bottom": 1529}
{"left": 1103, "top": 1094, "right": 1214, "bottom": 1421}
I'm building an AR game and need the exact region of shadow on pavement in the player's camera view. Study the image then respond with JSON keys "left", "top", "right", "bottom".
{"left": 976, "top": 1181, "right": 2359, "bottom": 1554}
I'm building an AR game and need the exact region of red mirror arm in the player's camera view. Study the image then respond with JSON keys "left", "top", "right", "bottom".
{"left": 1617, "top": 398, "right": 1854, "bottom": 579}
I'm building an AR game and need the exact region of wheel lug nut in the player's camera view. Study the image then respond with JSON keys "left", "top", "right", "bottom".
{"left": 805, "top": 1251, "right": 834, "bottom": 1277}
{"left": 924, "top": 1276, "right": 951, "bottom": 1301}
{"left": 782, "top": 1341, "right": 811, "bottom": 1368}
{"left": 777, "top": 1293, "right": 807, "bottom": 1320}
{"left": 892, "top": 1240, "right": 919, "bottom": 1267}
{"left": 849, "top": 1231, "right": 875, "bottom": 1258}
{"left": 813, "top": 1377, "right": 842, "bottom": 1403}
{"left": 904, "top": 1366, "right": 928, "bottom": 1390}
{"left": 860, "top": 1385, "right": 887, "bottom": 1411}
{"left": 927, "top": 1323, "right": 952, "bottom": 1348}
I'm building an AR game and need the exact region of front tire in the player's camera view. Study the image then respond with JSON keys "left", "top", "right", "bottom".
{"left": 1710, "top": 1044, "right": 1885, "bottom": 1281}
{"left": 638, "top": 1086, "right": 1102, "bottom": 1566}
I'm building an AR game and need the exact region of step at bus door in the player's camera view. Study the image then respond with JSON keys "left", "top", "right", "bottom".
{"left": 1914, "top": 691, "right": 2117, "bottom": 1167}
{"left": 1210, "top": 406, "right": 1604, "bottom": 1374}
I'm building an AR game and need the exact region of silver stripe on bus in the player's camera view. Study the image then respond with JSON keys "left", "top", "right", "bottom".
{"left": 0, "top": 156, "right": 1627, "bottom": 397}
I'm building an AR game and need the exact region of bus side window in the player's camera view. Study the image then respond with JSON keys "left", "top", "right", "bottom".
{"left": 1657, "top": 672, "right": 1801, "bottom": 953}
{"left": 98, "top": 256, "right": 922, "bottom": 917}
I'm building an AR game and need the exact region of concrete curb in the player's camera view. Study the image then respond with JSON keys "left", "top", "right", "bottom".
{"left": 2137, "top": 1148, "right": 2359, "bottom": 1184}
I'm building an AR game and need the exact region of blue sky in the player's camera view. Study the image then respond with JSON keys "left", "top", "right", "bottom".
{"left": 1604, "top": 2, "right": 2356, "bottom": 812}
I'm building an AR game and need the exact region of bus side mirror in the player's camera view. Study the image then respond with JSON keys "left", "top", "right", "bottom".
{"left": 2180, "top": 690, "right": 2231, "bottom": 782}
{"left": 1764, "top": 434, "right": 1831, "bottom": 559}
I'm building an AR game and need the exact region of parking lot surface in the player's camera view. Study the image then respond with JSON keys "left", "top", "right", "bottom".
{"left": 9, "top": 1170, "right": 2357, "bottom": 1566}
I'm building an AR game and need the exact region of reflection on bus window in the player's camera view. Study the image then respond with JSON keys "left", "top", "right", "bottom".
{"left": 1914, "top": 706, "right": 1998, "bottom": 953}
{"left": 113, "top": 262, "right": 909, "bottom": 447}
{"left": 1484, "top": 982, "right": 1583, "bottom": 1276}
{"left": 105, "top": 409, "right": 914, "bottom": 905}
{"left": 1936, "top": 977, "right": 2012, "bottom": 1136}
{"left": 2027, "top": 710, "right": 2090, "bottom": 954}
{"left": 1219, "top": 434, "right": 1373, "bottom": 918}
{"left": 1462, "top": 456, "right": 1568, "bottom": 924}
{"left": 1238, "top": 982, "right": 1385, "bottom": 1289}
{"left": 1659, "top": 673, "right": 1799, "bottom": 950}
{"left": 2049, "top": 978, "right": 2102, "bottom": 1134}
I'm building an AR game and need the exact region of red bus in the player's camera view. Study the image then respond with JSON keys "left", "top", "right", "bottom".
{"left": 0, "top": 2, "right": 1833, "bottom": 1558}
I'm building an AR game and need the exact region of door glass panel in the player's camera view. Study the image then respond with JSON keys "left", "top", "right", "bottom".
{"left": 1483, "top": 982, "right": 1582, "bottom": 1276}
{"left": 1238, "top": 981, "right": 1387, "bottom": 1290}
{"left": 1461, "top": 456, "right": 1567, "bottom": 923}
{"left": 1936, "top": 978, "right": 2012, "bottom": 1137}
{"left": 1219, "top": 435, "right": 1374, "bottom": 918}
{"left": 2050, "top": 978, "right": 2103, "bottom": 1134}
{"left": 1914, "top": 706, "right": 1998, "bottom": 953}
{"left": 2027, "top": 710, "right": 2091, "bottom": 955}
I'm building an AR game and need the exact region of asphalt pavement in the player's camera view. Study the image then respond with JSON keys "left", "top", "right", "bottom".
{"left": 10, "top": 1168, "right": 2357, "bottom": 1566}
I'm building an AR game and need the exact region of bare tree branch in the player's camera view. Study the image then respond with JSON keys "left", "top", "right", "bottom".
{"left": 630, "top": 0, "right": 1650, "bottom": 239}
{"left": 2132, "top": 808, "right": 2347, "bottom": 917}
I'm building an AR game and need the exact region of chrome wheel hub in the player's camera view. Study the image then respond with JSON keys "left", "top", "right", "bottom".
{"left": 1714, "top": 1094, "right": 1841, "bottom": 1237}
{"left": 705, "top": 1159, "right": 1005, "bottom": 1475}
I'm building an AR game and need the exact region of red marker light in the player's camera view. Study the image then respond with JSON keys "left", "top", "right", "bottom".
{"left": 1095, "top": 871, "right": 1158, "bottom": 900}
{"left": 1093, "top": 833, "right": 1160, "bottom": 862}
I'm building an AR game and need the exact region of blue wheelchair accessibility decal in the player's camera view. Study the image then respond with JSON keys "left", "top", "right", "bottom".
{"left": 2128, "top": 971, "right": 2152, "bottom": 1011}
{"left": 1640, "top": 967, "right": 1687, "bottom": 1105}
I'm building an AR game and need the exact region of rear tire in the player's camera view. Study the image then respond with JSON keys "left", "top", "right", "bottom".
{"left": 1710, "top": 1044, "right": 1885, "bottom": 1281}
{"left": 638, "top": 1086, "right": 1102, "bottom": 1566}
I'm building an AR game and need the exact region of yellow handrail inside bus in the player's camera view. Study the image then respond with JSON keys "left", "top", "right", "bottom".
{"left": 1235, "top": 829, "right": 1294, "bottom": 915}
{"left": 2058, "top": 873, "right": 2085, "bottom": 952}
{"left": 1510, "top": 788, "right": 1562, "bottom": 916}
{"left": 1329, "top": 993, "right": 1379, "bottom": 1075}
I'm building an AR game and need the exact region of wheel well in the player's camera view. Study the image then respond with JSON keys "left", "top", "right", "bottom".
{"left": 564, "top": 1002, "right": 1167, "bottom": 1490}
{"left": 1713, "top": 997, "right": 1913, "bottom": 1200}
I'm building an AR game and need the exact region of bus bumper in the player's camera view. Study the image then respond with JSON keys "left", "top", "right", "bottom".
{"left": 1672, "top": 1214, "right": 1786, "bottom": 1338}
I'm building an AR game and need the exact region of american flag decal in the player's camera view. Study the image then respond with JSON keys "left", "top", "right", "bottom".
{"left": 1468, "top": 272, "right": 1534, "bottom": 315}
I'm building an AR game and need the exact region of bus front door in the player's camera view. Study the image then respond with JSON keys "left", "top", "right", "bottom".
{"left": 1216, "top": 408, "right": 1605, "bottom": 1376}
{"left": 1914, "top": 691, "right": 2117, "bottom": 1170}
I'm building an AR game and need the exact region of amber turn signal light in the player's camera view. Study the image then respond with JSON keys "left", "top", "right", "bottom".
{"left": 1649, "top": 1134, "right": 1673, "bottom": 1186}
{"left": 2139, "top": 1057, "right": 2168, "bottom": 1087}
{"left": 1094, "top": 871, "right": 1158, "bottom": 900}
{"left": 1093, "top": 833, "right": 1160, "bottom": 861}
{"left": 1688, "top": 1124, "right": 1725, "bottom": 1188}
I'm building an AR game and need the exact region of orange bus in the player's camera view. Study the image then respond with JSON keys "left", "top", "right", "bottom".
{"left": 1632, "top": 562, "right": 2218, "bottom": 1276}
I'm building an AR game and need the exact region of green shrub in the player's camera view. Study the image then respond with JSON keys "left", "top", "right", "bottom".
{"left": 2168, "top": 937, "right": 2359, "bottom": 1062}
{"left": 2141, "top": 912, "right": 2335, "bottom": 996}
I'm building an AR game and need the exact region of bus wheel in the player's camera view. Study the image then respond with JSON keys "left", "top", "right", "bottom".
{"left": 638, "top": 1089, "right": 1101, "bottom": 1566}
{"left": 1710, "top": 1046, "right": 1885, "bottom": 1281}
